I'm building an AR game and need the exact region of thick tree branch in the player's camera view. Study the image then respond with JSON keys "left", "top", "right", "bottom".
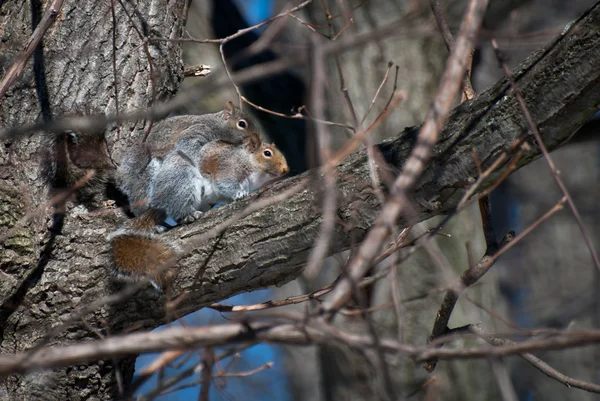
{"left": 106, "top": 1, "right": 600, "bottom": 330}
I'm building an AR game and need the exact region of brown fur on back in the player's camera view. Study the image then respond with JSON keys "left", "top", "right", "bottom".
{"left": 199, "top": 141, "right": 235, "bottom": 177}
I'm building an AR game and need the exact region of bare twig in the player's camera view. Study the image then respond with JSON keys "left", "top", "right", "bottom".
{"left": 199, "top": 349, "right": 214, "bottom": 401}
{"left": 470, "top": 324, "right": 600, "bottom": 394}
{"left": 134, "top": 345, "right": 253, "bottom": 401}
{"left": 217, "top": 361, "right": 272, "bottom": 377}
{"left": 184, "top": 0, "right": 315, "bottom": 45}
{"left": 241, "top": 96, "right": 355, "bottom": 132}
{"left": 456, "top": 137, "right": 527, "bottom": 211}
{"left": 490, "top": 358, "right": 519, "bottom": 401}
{"left": 361, "top": 61, "right": 394, "bottom": 125}
{"left": 219, "top": 43, "right": 242, "bottom": 108}
{"left": 183, "top": 64, "right": 212, "bottom": 77}
{"left": 147, "top": 361, "right": 273, "bottom": 398}
{"left": 0, "top": 0, "right": 65, "bottom": 101}
{"left": 295, "top": 38, "right": 337, "bottom": 279}
{"left": 424, "top": 196, "right": 567, "bottom": 372}
{"left": 322, "top": 0, "right": 489, "bottom": 313}
{"left": 429, "top": 0, "right": 476, "bottom": 100}
{"left": 321, "top": 0, "right": 359, "bottom": 126}
{"left": 491, "top": 39, "right": 600, "bottom": 273}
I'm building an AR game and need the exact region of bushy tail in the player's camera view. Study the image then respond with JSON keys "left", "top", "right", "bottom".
{"left": 107, "top": 210, "right": 175, "bottom": 288}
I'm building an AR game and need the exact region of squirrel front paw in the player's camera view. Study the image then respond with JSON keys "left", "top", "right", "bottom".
{"left": 180, "top": 210, "right": 204, "bottom": 224}
{"left": 232, "top": 189, "right": 249, "bottom": 200}
{"left": 154, "top": 225, "right": 168, "bottom": 234}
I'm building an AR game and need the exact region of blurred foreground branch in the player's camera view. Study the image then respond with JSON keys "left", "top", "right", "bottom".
{"left": 133, "top": 2, "right": 600, "bottom": 327}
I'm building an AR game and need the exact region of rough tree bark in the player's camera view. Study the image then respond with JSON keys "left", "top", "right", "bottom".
{"left": 136, "top": 1, "right": 600, "bottom": 323}
{"left": 0, "top": 1, "right": 185, "bottom": 399}
{"left": 0, "top": 1, "right": 600, "bottom": 400}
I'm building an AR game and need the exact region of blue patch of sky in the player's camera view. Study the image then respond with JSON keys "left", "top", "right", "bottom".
{"left": 134, "top": 290, "right": 291, "bottom": 401}
{"left": 233, "top": 0, "right": 274, "bottom": 28}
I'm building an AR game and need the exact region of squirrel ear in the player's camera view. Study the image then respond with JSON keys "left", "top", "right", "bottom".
{"left": 246, "top": 132, "right": 261, "bottom": 153}
{"left": 223, "top": 101, "right": 235, "bottom": 120}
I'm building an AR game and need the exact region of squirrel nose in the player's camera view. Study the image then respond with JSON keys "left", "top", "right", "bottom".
{"left": 281, "top": 165, "right": 289, "bottom": 175}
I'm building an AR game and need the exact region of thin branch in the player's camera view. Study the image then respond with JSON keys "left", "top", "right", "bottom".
{"left": 184, "top": 0, "right": 315, "bottom": 45}
{"left": 321, "top": 0, "right": 360, "bottom": 126}
{"left": 241, "top": 96, "right": 355, "bottom": 132}
{"left": 155, "top": 361, "right": 273, "bottom": 398}
{"left": 0, "top": 0, "right": 65, "bottom": 101}
{"left": 199, "top": 349, "right": 214, "bottom": 401}
{"left": 456, "top": 137, "right": 527, "bottom": 210}
{"left": 470, "top": 324, "right": 600, "bottom": 394}
{"left": 429, "top": 0, "right": 476, "bottom": 100}
{"left": 303, "top": 34, "right": 338, "bottom": 278}
{"left": 219, "top": 42, "right": 242, "bottom": 108}
{"left": 424, "top": 196, "right": 567, "bottom": 372}
{"left": 322, "top": 0, "right": 489, "bottom": 313}
{"left": 134, "top": 345, "right": 253, "bottom": 401}
{"left": 360, "top": 61, "right": 393, "bottom": 125}
{"left": 491, "top": 39, "right": 600, "bottom": 274}
{"left": 110, "top": 0, "right": 121, "bottom": 139}
{"left": 183, "top": 64, "right": 212, "bottom": 77}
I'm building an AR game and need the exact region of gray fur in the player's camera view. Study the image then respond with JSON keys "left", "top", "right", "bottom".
{"left": 199, "top": 142, "right": 277, "bottom": 203}
{"left": 148, "top": 151, "right": 213, "bottom": 220}
{"left": 116, "top": 106, "right": 258, "bottom": 220}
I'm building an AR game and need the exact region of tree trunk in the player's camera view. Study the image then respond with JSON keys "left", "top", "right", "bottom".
{"left": 1, "top": 0, "right": 600, "bottom": 399}
{"left": 0, "top": 1, "right": 185, "bottom": 399}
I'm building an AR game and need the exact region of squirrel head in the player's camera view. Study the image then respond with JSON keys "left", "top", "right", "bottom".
{"left": 222, "top": 101, "right": 261, "bottom": 143}
{"left": 247, "top": 133, "right": 289, "bottom": 177}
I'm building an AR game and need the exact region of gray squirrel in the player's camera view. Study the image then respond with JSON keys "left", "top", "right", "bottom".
{"left": 109, "top": 102, "right": 289, "bottom": 287}
{"left": 117, "top": 101, "right": 262, "bottom": 219}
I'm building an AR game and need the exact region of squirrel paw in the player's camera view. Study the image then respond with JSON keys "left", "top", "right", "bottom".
{"left": 233, "top": 190, "right": 249, "bottom": 200}
{"left": 180, "top": 210, "right": 203, "bottom": 224}
{"left": 150, "top": 280, "right": 163, "bottom": 292}
{"left": 154, "top": 225, "right": 168, "bottom": 234}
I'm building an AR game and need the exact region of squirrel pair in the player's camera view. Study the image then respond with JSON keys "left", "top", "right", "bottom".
{"left": 109, "top": 102, "right": 289, "bottom": 288}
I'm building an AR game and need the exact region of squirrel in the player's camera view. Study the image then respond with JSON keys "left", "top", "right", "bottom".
{"left": 109, "top": 104, "right": 289, "bottom": 288}
{"left": 117, "top": 101, "right": 262, "bottom": 218}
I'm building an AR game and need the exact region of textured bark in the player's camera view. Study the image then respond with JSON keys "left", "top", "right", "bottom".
{"left": 0, "top": 0, "right": 185, "bottom": 399}
{"left": 146, "top": 1, "right": 600, "bottom": 321}
{"left": 0, "top": 0, "right": 600, "bottom": 399}
{"left": 474, "top": 2, "right": 600, "bottom": 400}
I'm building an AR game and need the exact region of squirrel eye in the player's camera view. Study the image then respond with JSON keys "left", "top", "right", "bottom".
{"left": 263, "top": 149, "right": 272, "bottom": 158}
{"left": 237, "top": 119, "right": 248, "bottom": 129}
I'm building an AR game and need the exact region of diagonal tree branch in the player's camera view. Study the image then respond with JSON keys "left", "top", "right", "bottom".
{"left": 104, "top": 1, "right": 600, "bottom": 331}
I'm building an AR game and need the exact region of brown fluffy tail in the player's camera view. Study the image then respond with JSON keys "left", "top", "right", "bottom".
{"left": 108, "top": 209, "right": 175, "bottom": 288}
